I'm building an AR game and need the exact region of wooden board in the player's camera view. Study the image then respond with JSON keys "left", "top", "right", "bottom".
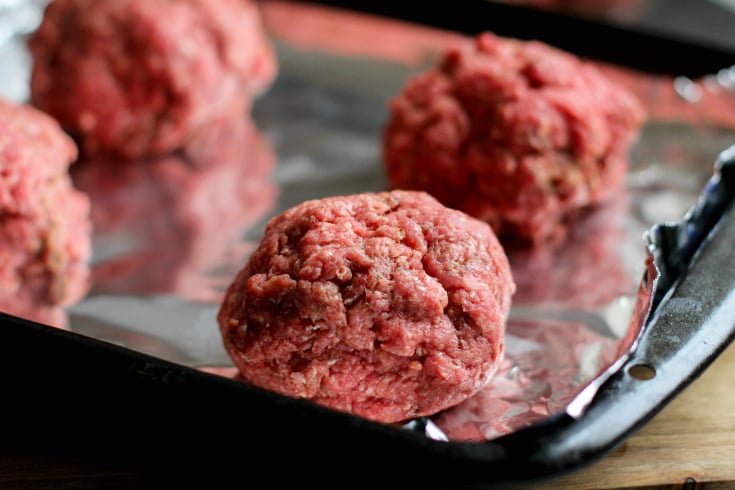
{"left": 517, "top": 341, "right": 735, "bottom": 489}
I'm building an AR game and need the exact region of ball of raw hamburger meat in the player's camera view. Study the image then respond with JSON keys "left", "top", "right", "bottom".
{"left": 218, "top": 190, "right": 516, "bottom": 423}
{"left": 383, "top": 32, "right": 646, "bottom": 247}
{"left": 28, "top": 0, "right": 277, "bottom": 159}
{"left": 0, "top": 96, "right": 91, "bottom": 327}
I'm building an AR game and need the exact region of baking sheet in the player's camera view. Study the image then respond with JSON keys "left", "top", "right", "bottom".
{"left": 3, "top": 0, "right": 735, "bottom": 444}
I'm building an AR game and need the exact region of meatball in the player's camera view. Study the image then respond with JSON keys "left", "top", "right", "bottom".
{"left": 218, "top": 190, "right": 516, "bottom": 423}
{"left": 0, "top": 96, "right": 91, "bottom": 327}
{"left": 383, "top": 32, "right": 646, "bottom": 247}
{"left": 28, "top": 0, "right": 277, "bottom": 159}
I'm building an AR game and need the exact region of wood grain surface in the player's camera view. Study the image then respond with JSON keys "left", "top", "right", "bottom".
{"left": 515, "top": 341, "right": 735, "bottom": 490}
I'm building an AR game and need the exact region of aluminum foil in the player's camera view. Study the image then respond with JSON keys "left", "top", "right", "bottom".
{"left": 3, "top": 0, "right": 735, "bottom": 443}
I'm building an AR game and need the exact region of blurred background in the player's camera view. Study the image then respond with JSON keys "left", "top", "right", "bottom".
{"left": 497, "top": 0, "right": 735, "bottom": 51}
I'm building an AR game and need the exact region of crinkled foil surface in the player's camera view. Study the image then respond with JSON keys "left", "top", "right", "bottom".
{"left": 3, "top": 0, "right": 735, "bottom": 443}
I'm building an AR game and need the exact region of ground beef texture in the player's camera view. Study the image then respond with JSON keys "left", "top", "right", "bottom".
{"left": 218, "top": 190, "right": 516, "bottom": 423}
{"left": 28, "top": 0, "right": 277, "bottom": 159}
{"left": 383, "top": 32, "right": 646, "bottom": 246}
{"left": 0, "top": 97, "right": 91, "bottom": 326}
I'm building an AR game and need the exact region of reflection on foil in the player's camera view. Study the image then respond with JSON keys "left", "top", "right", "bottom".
{"left": 434, "top": 317, "right": 622, "bottom": 442}
{"left": 71, "top": 116, "right": 278, "bottom": 303}
{"left": 508, "top": 194, "right": 640, "bottom": 310}
{"left": 564, "top": 252, "right": 658, "bottom": 420}
{"left": 431, "top": 196, "right": 645, "bottom": 441}
{"left": 70, "top": 295, "right": 231, "bottom": 368}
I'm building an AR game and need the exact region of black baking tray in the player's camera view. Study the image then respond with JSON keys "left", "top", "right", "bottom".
{"left": 3, "top": 1, "right": 735, "bottom": 488}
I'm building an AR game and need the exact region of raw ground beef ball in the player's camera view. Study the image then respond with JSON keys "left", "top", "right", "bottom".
{"left": 28, "top": 0, "right": 277, "bottom": 159}
{"left": 0, "top": 97, "right": 91, "bottom": 327}
{"left": 218, "top": 190, "right": 516, "bottom": 423}
{"left": 383, "top": 32, "right": 646, "bottom": 247}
